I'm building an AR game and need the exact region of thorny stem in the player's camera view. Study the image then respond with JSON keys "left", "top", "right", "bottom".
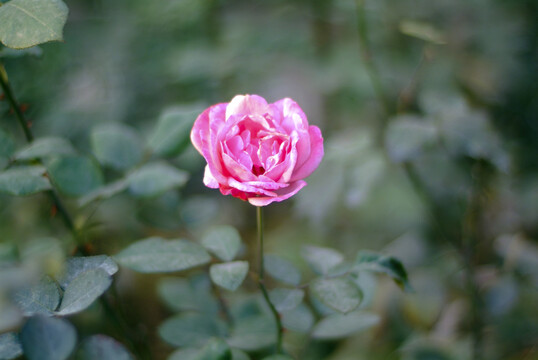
{"left": 257, "top": 206, "right": 284, "bottom": 354}
{"left": 1, "top": 62, "right": 151, "bottom": 359}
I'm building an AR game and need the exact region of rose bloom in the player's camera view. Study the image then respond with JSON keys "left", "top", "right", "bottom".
{"left": 191, "top": 94, "right": 324, "bottom": 206}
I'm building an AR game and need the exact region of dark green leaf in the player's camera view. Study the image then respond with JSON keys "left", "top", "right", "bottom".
{"left": 147, "top": 106, "right": 203, "bottom": 157}
{"left": 56, "top": 268, "right": 112, "bottom": 316}
{"left": 46, "top": 156, "right": 103, "bottom": 197}
{"left": 75, "top": 335, "right": 133, "bottom": 360}
{"left": 0, "top": 166, "right": 51, "bottom": 196}
{"left": 13, "top": 276, "right": 61, "bottom": 316}
{"left": 264, "top": 254, "right": 301, "bottom": 286}
{"left": 55, "top": 255, "right": 118, "bottom": 289}
{"left": 0, "top": 332, "right": 22, "bottom": 360}
{"left": 311, "top": 311, "right": 380, "bottom": 339}
{"left": 0, "top": 128, "right": 15, "bottom": 159}
{"left": 209, "top": 261, "right": 249, "bottom": 292}
{"left": 158, "top": 314, "right": 226, "bottom": 347}
{"left": 354, "top": 251, "right": 411, "bottom": 291}
{"left": 201, "top": 226, "right": 242, "bottom": 262}
{"left": 127, "top": 162, "right": 189, "bottom": 197}
{"left": 115, "top": 237, "right": 211, "bottom": 273}
{"left": 268, "top": 288, "right": 304, "bottom": 312}
{"left": 20, "top": 315, "right": 77, "bottom": 360}
{"left": 14, "top": 137, "right": 75, "bottom": 161}
{"left": 78, "top": 179, "right": 128, "bottom": 206}
{"left": 301, "top": 245, "right": 344, "bottom": 275}
{"left": 91, "top": 123, "right": 142, "bottom": 170}
{"left": 310, "top": 277, "right": 363, "bottom": 314}
{"left": 0, "top": 0, "right": 68, "bottom": 49}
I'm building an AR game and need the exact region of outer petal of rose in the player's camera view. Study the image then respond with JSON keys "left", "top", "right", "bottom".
{"left": 247, "top": 180, "right": 307, "bottom": 206}
{"left": 270, "top": 98, "right": 308, "bottom": 132}
{"left": 289, "top": 126, "right": 324, "bottom": 182}
{"left": 228, "top": 178, "right": 277, "bottom": 197}
{"left": 201, "top": 129, "right": 229, "bottom": 185}
{"left": 191, "top": 103, "right": 226, "bottom": 154}
{"left": 203, "top": 165, "right": 219, "bottom": 188}
{"left": 226, "top": 95, "right": 269, "bottom": 119}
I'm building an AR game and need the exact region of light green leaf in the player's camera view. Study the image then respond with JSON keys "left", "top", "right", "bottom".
{"left": 281, "top": 304, "right": 315, "bottom": 333}
{"left": 0, "top": 0, "right": 68, "bottom": 49}
{"left": 75, "top": 335, "right": 133, "bottom": 360}
{"left": 13, "top": 276, "right": 61, "bottom": 316}
{"left": 91, "top": 123, "right": 142, "bottom": 170}
{"left": 159, "top": 314, "right": 226, "bottom": 347}
{"left": 14, "top": 137, "right": 75, "bottom": 161}
{"left": 147, "top": 106, "right": 203, "bottom": 157}
{"left": 231, "top": 349, "right": 250, "bottom": 360}
{"left": 399, "top": 20, "right": 446, "bottom": 45}
{"left": 46, "top": 156, "right": 103, "bottom": 197}
{"left": 56, "top": 255, "right": 118, "bottom": 289}
{"left": 115, "top": 237, "right": 211, "bottom": 273}
{"left": 385, "top": 115, "right": 438, "bottom": 163}
{"left": 127, "top": 162, "right": 189, "bottom": 197}
{"left": 311, "top": 311, "right": 380, "bottom": 339}
{"left": 301, "top": 245, "right": 344, "bottom": 275}
{"left": 227, "top": 315, "right": 276, "bottom": 351}
{"left": 0, "top": 332, "right": 22, "bottom": 360}
{"left": 310, "top": 277, "right": 363, "bottom": 314}
{"left": 268, "top": 288, "right": 304, "bottom": 312}
{"left": 201, "top": 225, "right": 242, "bottom": 262}
{"left": 0, "top": 128, "right": 15, "bottom": 159}
{"left": 168, "top": 348, "right": 200, "bottom": 360}
{"left": 194, "top": 338, "right": 232, "bottom": 360}
{"left": 0, "top": 165, "right": 51, "bottom": 195}
{"left": 20, "top": 315, "right": 77, "bottom": 360}
{"left": 264, "top": 254, "right": 301, "bottom": 286}
{"left": 56, "top": 268, "right": 112, "bottom": 315}
{"left": 78, "top": 179, "right": 128, "bottom": 206}
{"left": 210, "top": 261, "right": 249, "bottom": 291}
{"left": 354, "top": 251, "right": 411, "bottom": 291}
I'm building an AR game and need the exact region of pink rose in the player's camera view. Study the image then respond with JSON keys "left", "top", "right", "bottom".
{"left": 191, "top": 94, "right": 324, "bottom": 206}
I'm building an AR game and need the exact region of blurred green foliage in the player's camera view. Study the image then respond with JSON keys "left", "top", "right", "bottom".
{"left": 1, "top": 0, "right": 537, "bottom": 359}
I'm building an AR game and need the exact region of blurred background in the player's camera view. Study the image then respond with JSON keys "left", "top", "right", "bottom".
{"left": 1, "top": 0, "right": 537, "bottom": 359}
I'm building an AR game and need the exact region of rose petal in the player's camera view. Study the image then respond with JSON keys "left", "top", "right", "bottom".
{"left": 289, "top": 126, "right": 324, "bottom": 182}
{"left": 203, "top": 165, "right": 219, "bottom": 188}
{"left": 228, "top": 178, "right": 277, "bottom": 197}
{"left": 191, "top": 103, "right": 226, "bottom": 154}
{"left": 248, "top": 180, "right": 307, "bottom": 206}
{"left": 226, "top": 95, "right": 269, "bottom": 119}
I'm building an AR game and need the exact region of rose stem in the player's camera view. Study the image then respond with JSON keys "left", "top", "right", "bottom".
{"left": 257, "top": 206, "right": 283, "bottom": 354}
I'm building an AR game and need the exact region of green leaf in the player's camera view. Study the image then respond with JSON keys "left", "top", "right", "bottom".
{"left": 0, "top": 166, "right": 51, "bottom": 195}
{"left": 310, "top": 277, "right": 363, "bottom": 314}
{"left": 264, "top": 254, "right": 301, "bottom": 286}
{"left": 301, "top": 245, "right": 344, "bottom": 275}
{"left": 231, "top": 349, "right": 251, "bottom": 360}
{"left": 56, "top": 255, "right": 118, "bottom": 289}
{"left": 0, "top": 0, "right": 68, "bottom": 49}
{"left": 14, "top": 137, "right": 75, "bottom": 161}
{"left": 20, "top": 315, "right": 77, "bottom": 360}
{"left": 281, "top": 304, "right": 315, "bottom": 333}
{"left": 311, "top": 311, "right": 380, "bottom": 339}
{"left": 127, "top": 162, "right": 189, "bottom": 197}
{"left": 262, "top": 356, "right": 295, "bottom": 360}
{"left": 56, "top": 268, "right": 112, "bottom": 316}
{"left": 13, "top": 276, "right": 61, "bottom": 316}
{"left": 194, "top": 338, "right": 232, "bottom": 360}
{"left": 227, "top": 315, "right": 276, "bottom": 351}
{"left": 157, "top": 277, "right": 218, "bottom": 314}
{"left": 46, "top": 156, "right": 103, "bottom": 197}
{"left": 115, "top": 237, "right": 211, "bottom": 273}
{"left": 0, "top": 128, "right": 15, "bottom": 159}
{"left": 168, "top": 348, "right": 200, "bottom": 360}
{"left": 354, "top": 251, "right": 411, "bottom": 291}
{"left": 147, "top": 106, "right": 203, "bottom": 157}
{"left": 91, "top": 123, "right": 142, "bottom": 170}
{"left": 209, "top": 261, "right": 249, "bottom": 291}
{"left": 75, "top": 335, "right": 133, "bottom": 360}
{"left": 78, "top": 179, "right": 129, "bottom": 206}
{"left": 0, "top": 45, "right": 43, "bottom": 57}
{"left": 201, "top": 225, "right": 242, "bottom": 262}
{"left": 0, "top": 332, "right": 22, "bottom": 360}
{"left": 159, "top": 314, "right": 226, "bottom": 347}
{"left": 399, "top": 20, "right": 446, "bottom": 45}
{"left": 268, "top": 288, "right": 304, "bottom": 312}
{"left": 385, "top": 115, "right": 438, "bottom": 163}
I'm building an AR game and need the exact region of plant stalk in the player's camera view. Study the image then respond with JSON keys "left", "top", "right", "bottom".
{"left": 257, "top": 206, "right": 283, "bottom": 354}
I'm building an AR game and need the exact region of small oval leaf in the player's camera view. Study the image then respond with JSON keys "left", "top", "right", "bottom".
{"left": 20, "top": 315, "right": 77, "bottom": 360}
{"left": 210, "top": 261, "right": 249, "bottom": 292}
{"left": 301, "top": 245, "right": 344, "bottom": 275}
{"left": 310, "top": 277, "right": 363, "bottom": 314}
{"left": 91, "top": 123, "right": 142, "bottom": 171}
{"left": 0, "top": 166, "right": 51, "bottom": 196}
{"left": 311, "top": 311, "right": 380, "bottom": 339}
{"left": 127, "top": 162, "right": 189, "bottom": 198}
{"left": 201, "top": 226, "right": 242, "bottom": 262}
{"left": 264, "top": 254, "right": 301, "bottom": 286}
{"left": 75, "top": 335, "right": 133, "bottom": 360}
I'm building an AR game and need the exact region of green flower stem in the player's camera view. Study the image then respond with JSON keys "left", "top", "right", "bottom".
{"left": 257, "top": 206, "right": 283, "bottom": 354}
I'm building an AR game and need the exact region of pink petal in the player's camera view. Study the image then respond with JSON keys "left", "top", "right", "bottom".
{"left": 203, "top": 165, "right": 219, "bottom": 188}
{"left": 289, "top": 126, "right": 324, "bottom": 182}
{"left": 191, "top": 103, "right": 226, "bottom": 154}
{"left": 248, "top": 180, "right": 307, "bottom": 206}
{"left": 270, "top": 98, "right": 308, "bottom": 133}
{"left": 222, "top": 152, "right": 257, "bottom": 182}
{"left": 226, "top": 95, "right": 269, "bottom": 119}
{"left": 228, "top": 178, "right": 277, "bottom": 197}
